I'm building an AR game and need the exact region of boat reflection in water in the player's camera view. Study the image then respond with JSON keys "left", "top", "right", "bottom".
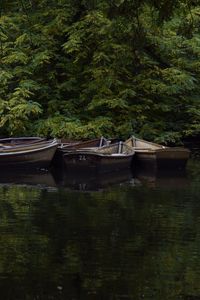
{"left": 0, "top": 169, "right": 57, "bottom": 188}
{"left": 53, "top": 168, "right": 134, "bottom": 191}
{"left": 0, "top": 167, "right": 134, "bottom": 191}
{"left": 132, "top": 164, "right": 189, "bottom": 189}
{"left": 0, "top": 165, "right": 189, "bottom": 191}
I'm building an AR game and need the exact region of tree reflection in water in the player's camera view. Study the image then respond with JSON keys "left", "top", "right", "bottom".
{"left": 0, "top": 161, "right": 199, "bottom": 299}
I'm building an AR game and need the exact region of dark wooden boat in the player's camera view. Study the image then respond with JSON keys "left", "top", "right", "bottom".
{"left": 0, "top": 138, "right": 58, "bottom": 169}
{"left": 0, "top": 136, "right": 49, "bottom": 153}
{"left": 125, "top": 136, "right": 190, "bottom": 169}
{"left": 63, "top": 141, "right": 134, "bottom": 173}
{"left": 0, "top": 139, "right": 54, "bottom": 153}
{"left": 53, "top": 136, "right": 110, "bottom": 166}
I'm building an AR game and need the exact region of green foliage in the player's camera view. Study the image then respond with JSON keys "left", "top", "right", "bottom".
{"left": 0, "top": 98, "right": 42, "bottom": 135}
{"left": 1, "top": 0, "right": 200, "bottom": 143}
{"left": 34, "top": 115, "right": 114, "bottom": 138}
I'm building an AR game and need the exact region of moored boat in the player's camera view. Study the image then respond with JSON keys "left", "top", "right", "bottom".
{"left": 0, "top": 138, "right": 54, "bottom": 153}
{"left": 125, "top": 136, "right": 190, "bottom": 169}
{"left": 53, "top": 136, "right": 110, "bottom": 166}
{"left": 63, "top": 141, "right": 134, "bottom": 173}
{"left": 0, "top": 138, "right": 58, "bottom": 169}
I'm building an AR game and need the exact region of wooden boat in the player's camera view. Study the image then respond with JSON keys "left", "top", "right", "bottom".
{"left": 0, "top": 136, "right": 49, "bottom": 152}
{"left": 125, "top": 136, "right": 190, "bottom": 169}
{"left": 0, "top": 140, "right": 57, "bottom": 153}
{"left": 53, "top": 136, "right": 110, "bottom": 166}
{"left": 63, "top": 141, "right": 134, "bottom": 173}
{"left": 0, "top": 138, "right": 58, "bottom": 169}
{"left": 0, "top": 139, "right": 54, "bottom": 153}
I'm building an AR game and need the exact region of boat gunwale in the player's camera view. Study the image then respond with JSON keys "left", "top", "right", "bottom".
{"left": 59, "top": 136, "right": 109, "bottom": 149}
{"left": 63, "top": 142, "right": 134, "bottom": 158}
{"left": 0, "top": 140, "right": 56, "bottom": 151}
{"left": 63, "top": 151, "right": 134, "bottom": 158}
{"left": 126, "top": 136, "right": 166, "bottom": 148}
{"left": 133, "top": 147, "right": 190, "bottom": 153}
{"left": 0, "top": 139, "right": 58, "bottom": 156}
{"left": 125, "top": 136, "right": 190, "bottom": 153}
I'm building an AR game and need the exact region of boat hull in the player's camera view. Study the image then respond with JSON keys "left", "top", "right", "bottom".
{"left": 53, "top": 137, "right": 109, "bottom": 167}
{"left": 0, "top": 142, "right": 58, "bottom": 170}
{"left": 134, "top": 147, "right": 190, "bottom": 169}
{"left": 125, "top": 136, "right": 190, "bottom": 170}
{"left": 63, "top": 152, "right": 133, "bottom": 173}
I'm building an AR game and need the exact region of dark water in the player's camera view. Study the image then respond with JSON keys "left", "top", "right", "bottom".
{"left": 0, "top": 160, "right": 200, "bottom": 300}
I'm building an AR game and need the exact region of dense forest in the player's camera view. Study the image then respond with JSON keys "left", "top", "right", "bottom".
{"left": 1, "top": 0, "right": 200, "bottom": 143}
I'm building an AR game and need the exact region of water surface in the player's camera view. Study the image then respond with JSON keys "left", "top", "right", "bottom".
{"left": 0, "top": 160, "right": 199, "bottom": 300}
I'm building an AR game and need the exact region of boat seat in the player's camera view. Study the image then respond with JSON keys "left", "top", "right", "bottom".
{"left": 134, "top": 149, "right": 154, "bottom": 152}
{"left": 111, "top": 153, "right": 127, "bottom": 156}
{"left": 133, "top": 147, "right": 154, "bottom": 150}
